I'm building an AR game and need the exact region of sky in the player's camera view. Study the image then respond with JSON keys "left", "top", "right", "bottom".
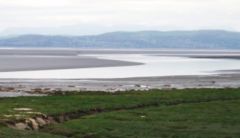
{"left": 0, "top": 0, "right": 240, "bottom": 35}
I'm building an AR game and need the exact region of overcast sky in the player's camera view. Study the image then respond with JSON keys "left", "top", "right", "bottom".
{"left": 0, "top": 0, "right": 240, "bottom": 35}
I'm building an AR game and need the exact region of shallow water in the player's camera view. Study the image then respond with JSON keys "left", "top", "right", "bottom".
{"left": 0, "top": 54, "right": 240, "bottom": 79}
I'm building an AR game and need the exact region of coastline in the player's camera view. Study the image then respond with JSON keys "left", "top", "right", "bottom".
{"left": 0, "top": 49, "right": 240, "bottom": 96}
{"left": 0, "top": 73, "right": 239, "bottom": 96}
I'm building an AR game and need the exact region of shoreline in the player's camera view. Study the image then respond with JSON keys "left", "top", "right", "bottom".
{"left": 0, "top": 73, "right": 239, "bottom": 97}
{"left": 0, "top": 49, "right": 240, "bottom": 96}
{"left": 1, "top": 49, "right": 240, "bottom": 72}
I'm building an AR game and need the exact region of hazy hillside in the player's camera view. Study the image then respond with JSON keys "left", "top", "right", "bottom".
{"left": 0, "top": 30, "right": 240, "bottom": 49}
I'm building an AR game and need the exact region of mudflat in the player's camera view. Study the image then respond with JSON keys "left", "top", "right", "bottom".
{"left": 0, "top": 49, "right": 147, "bottom": 72}
{"left": 0, "top": 48, "right": 240, "bottom": 97}
{"left": 0, "top": 73, "right": 240, "bottom": 95}
{"left": 0, "top": 56, "right": 142, "bottom": 72}
{"left": 1, "top": 48, "right": 240, "bottom": 72}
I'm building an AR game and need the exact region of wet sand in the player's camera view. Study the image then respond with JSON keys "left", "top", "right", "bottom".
{"left": 0, "top": 48, "right": 149, "bottom": 72}
{"left": 0, "top": 56, "right": 142, "bottom": 72}
{"left": 1, "top": 48, "right": 240, "bottom": 72}
{"left": 0, "top": 73, "right": 240, "bottom": 95}
{"left": 0, "top": 48, "right": 240, "bottom": 96}
{"left": 0, "top": 92, "right": 44, "bottom": 97}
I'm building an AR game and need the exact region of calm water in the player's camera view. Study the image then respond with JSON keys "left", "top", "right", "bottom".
{"left": 0, "top": 54, "right": 240, "bottom": 79}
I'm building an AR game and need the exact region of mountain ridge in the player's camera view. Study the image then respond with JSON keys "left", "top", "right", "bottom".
{"left": 0, "top": 30, "right": 240, "bottom": 49}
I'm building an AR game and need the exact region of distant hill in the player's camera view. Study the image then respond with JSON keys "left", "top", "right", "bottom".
{"left": 0, "top": 30, "right": 240, "bottom": 49}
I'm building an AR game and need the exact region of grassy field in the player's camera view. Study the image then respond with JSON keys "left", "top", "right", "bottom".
{"left": 0, "top": 89, "right": 240, "bottom": 137}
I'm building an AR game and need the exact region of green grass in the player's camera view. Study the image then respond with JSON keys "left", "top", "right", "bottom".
{"left": 0, "top": 89, "right": 240, "bottom": 137}
{"left": 44, "top": 100, "right": 240, "bottom": 138}
{"left": 0, "top": 125, "right": 63, "bottom": 138}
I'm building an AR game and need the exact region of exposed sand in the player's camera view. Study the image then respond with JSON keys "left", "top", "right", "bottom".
{"left": 0, "top": 56, "right": 142, "bottom": 72}
{"left": 0, "top": 49, "right": 149, "bottom": 72}
{"left": 0, "top": 73, "right": 239, "bottom": 95}
{"left": 0, "top": 49, "right": 240, "bottom": 97}
{"left": 0, "top": 91, "right": 44, "bottom": 97}
{"left": 0, "top": 49, "right": 148, "bottom": 72}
